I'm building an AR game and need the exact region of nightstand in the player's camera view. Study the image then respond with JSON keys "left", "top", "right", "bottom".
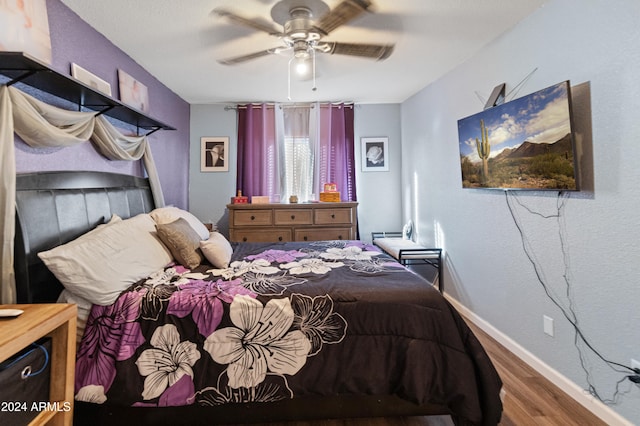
{"left": 0, "top": 304, "right": 77, "bottom": 426}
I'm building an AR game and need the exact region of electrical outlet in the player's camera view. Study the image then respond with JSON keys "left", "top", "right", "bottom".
{"left": 543, "top": 315, "right": 554, "bottom": 337}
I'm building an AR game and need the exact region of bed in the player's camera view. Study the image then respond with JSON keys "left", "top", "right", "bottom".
{"left": 14, "top": 171, "right": 503, "bottom": 426}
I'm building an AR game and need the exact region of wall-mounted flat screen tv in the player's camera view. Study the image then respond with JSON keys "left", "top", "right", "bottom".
{"left": 457, "top": 81, "right": 578, "bottom": 190}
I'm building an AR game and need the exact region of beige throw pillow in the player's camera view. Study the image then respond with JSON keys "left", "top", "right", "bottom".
{"left": 150, "top": 206, "right": 210, "bottom": 240}
{"left": 156, "top": 217, "right": 204, "bottom": 269}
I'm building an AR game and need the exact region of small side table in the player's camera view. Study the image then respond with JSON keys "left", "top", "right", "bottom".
{"left": 0, "top": 303, "right": 77, "bottom": 426}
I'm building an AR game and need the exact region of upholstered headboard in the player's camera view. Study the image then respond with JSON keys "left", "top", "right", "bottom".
{"left": 14, "top": 171, "right": 156, "bottom": 303}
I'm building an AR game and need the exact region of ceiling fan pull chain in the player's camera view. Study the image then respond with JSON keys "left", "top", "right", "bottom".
{"left": 312, "top": 48, "right": 317, "bottom": 92}
{"left": 287, "top": 56, "right": 294, "bottom": 101}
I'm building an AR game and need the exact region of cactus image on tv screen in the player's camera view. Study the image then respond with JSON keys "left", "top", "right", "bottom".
{"left": 457, "top": 81, "right": 578, "bottom": 190}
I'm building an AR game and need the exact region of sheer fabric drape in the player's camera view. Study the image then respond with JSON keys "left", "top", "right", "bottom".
{"left": 280, "top": 106, "right": 314, "bottom": 202}
{"left": 0, "top": 85, "right": 165, "bottom": 303}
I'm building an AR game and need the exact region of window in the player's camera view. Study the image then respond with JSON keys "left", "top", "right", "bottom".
{"left": 283, "top": 135, "right": 313, "bottom": 202}
{"left": 236, "top": 103, "right": 356, "bottom": 202}
{"left": 281, "top": 106, "right": 312, "bottom": 202}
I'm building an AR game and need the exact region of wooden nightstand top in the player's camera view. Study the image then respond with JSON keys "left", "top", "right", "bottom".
{"left": 0, "top": 303, "right": 76, "bottom": 362}
{"left": 0, "top": 303, "right": 77, "bottom": 425}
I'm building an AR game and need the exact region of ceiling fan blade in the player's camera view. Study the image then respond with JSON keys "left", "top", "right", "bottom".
{"left": 213, "top": 8, "right": 283, "bottom": 36}
{"left": 317, "top": 42, "right": 394, "bottom": 60}
{"left": 217, "top": 49, "right": 277, "bottom": 65}
{"left": 313, "top": 0, "right": 373, "bottom": 35}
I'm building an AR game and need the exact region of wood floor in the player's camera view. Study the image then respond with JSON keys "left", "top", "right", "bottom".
{"left": 243, "top": 317, "right": 607, "bottom": 426}
{"left": 465, "top": 320, "right": 606, "bottom": 426}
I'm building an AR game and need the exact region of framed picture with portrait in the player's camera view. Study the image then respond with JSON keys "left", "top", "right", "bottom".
{"left": 201, "top": 137, "right": 229, "bottom": 172}
{"left": 361, "top": 137, "right": 389, "bottom": 172}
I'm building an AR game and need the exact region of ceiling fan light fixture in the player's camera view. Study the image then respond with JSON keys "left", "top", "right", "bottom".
{"left": 294, "top": 56, "right": 312, "bottom": 76}
{"left": 292, "top": 40, "right": 313, "bottom": 78}
{"left": 288, "top": 48, "right": 317, "bottom": 100}
{"left": 215, "top": 0, "right": 393, "bottom": 97}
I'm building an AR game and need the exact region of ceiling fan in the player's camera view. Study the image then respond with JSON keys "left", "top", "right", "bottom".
{"left": 214, "top": 0, "right": 394, "bottom": 67}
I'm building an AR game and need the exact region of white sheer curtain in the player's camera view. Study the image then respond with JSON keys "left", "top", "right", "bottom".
{"left": 0, "top": 85, "right": 165, "bottom": 303}
{"left": 274, "top": 105, "right": 319, "bottom": 203}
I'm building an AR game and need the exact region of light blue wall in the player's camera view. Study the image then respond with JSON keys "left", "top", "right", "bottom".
{"left": 189, "top": 104, "right": 237, "bottom": 235}
{"left": 354, "top": 104, "right": 403, "bottom": 241}
{"left": 189, "top": 103, "right": 403, "bottom": 240}
{"left": 187, "top": 0, "right": 640, "bottom": 421}
{"left": 401, "top": 0, "right": 640, "bottom": 422}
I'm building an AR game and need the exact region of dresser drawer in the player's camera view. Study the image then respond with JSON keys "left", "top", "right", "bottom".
{"left": 227, "top": 202, "right": 357, "bottom": 243}
{"left": 295, "top": 227, "right": 353, "bottom": 242}
{"left": 233, "top": 210, "right": 272, "bottom": 226}
{"left": 274, "top": 209, "right": 313, "bottom": 225}
{"left": 232, "top": 228, "right": 292, "bottom": 243}
{"left": 314, "top": 208, "right": 353, "bottom": 225}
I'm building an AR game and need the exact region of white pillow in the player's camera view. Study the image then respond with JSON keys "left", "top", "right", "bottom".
{"left": 39, "top": 213, "right": 172, "bottom": 306}
{"left": 63, "top": 214, "right": 122, "bottom": 247}
{"left": 150, "top": 206, "right": 209, "bottom": 240}
{"left": 200, "top": 232, "right": 233, "bottom": 268}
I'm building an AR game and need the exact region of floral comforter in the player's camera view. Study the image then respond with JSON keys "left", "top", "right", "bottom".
{"left": 74, "top": 240, "right": 502, "bottom": 425}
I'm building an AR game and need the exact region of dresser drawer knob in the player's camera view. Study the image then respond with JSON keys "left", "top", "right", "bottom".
{"left": 338, "top": 235, "right": 343, "bottom": 240}
{"left": 250, "top": 215, "right": 255, "bottom": 220}
{"left": 331, "top": 214, "right": 335, "bottom": 219}
{"left": 291, "top": 215, "right": 295, "bottom": 220}
{"left": 303, "top": 236, "right": 308, "bottom": 241}
{"left": 243, "top": 237, "right": 248, "bottom": 242}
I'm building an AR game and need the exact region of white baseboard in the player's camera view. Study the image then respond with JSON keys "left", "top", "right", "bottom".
{"left": 445, "top": 294, "right": 632, "bottom": 426}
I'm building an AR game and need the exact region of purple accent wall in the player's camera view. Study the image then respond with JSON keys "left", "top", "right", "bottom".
{"left": 13, "top": 0, "right": 190, "bottom": 209}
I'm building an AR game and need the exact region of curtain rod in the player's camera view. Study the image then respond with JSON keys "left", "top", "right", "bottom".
{"left": 225, "top": 102, "right": 354, "bottom": 111}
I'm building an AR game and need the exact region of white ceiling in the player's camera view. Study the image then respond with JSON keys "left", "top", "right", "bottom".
{"left": 59, "top": 0, "right": 547, "bottom": 104}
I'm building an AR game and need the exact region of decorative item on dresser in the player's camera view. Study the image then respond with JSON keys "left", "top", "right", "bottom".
{"left": 227, "top": 202, "right": 358, "bottom": 243}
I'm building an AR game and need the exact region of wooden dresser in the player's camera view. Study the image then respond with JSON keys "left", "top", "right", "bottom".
{"left": 227, "top": 202, "right": 358, "bottom": 243}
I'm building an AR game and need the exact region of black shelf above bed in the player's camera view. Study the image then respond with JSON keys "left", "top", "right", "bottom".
{"left": 0, "top": 51, "right": 176, "bottom": 135}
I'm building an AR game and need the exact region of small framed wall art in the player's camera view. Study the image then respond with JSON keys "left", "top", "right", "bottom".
{"left": 0, "top": 0, "right": 52, "bottom": 64}
{"left": 118, "top": 69, "right": 149, "bottom": 113}
{"left": 71, "top": 63, "right": 112, "bottom": 96}
{"left": 201, "top": 137, "right": 229, "bottom": 172}
{"left": 361, "top": 137, "right": 389, "bottom": 172}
